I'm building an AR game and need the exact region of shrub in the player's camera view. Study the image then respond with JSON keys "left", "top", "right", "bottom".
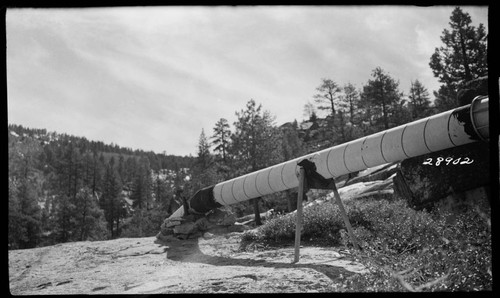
{"left": 243, "top": 194, "right": 492, "bottom": 291}
{"left": 247, "top": 203, "right": 348, "bottom": 245}
{"left": 346, "top": 199, "right": 441, "bottom": 253}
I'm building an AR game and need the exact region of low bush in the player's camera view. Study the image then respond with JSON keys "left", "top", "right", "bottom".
{"left": 245, "top": 202, "right": 347, "bottom": 245}
{"left": 241, "top": 195, "right": 492, "bottom": 291}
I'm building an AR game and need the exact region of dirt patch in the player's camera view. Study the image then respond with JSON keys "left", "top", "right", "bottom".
{"left": 9, "top": 233, "right": 367, "bottom": 294}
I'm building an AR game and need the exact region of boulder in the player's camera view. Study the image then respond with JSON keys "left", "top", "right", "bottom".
{"left": 173, "top": 222, "right": 196, "bottom": 235}
{"left": 203, "top": 232, "right": 215, "bottom": 239}
{"left": 220, "top": 213, "right": 237, "bottom": 226}
{"left": 206, "top": 208, "right": 236, "bottom": 226}
{"left": 394, "top": 141, "right": 490, "bottom": 209}
{"left": 194, "top": 217, "right": 216, "bottom": 232}
{"left": 165, "top": 220, "right": 182, "bottom": 228}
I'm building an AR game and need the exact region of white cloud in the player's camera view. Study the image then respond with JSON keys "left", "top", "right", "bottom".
{"left": 7, "top": 6, "right": 489, "bottom": 155}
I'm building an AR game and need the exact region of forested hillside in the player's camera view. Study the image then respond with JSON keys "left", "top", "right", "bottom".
{"left": 8, "top": 123, "right": 194, "bottom": 249}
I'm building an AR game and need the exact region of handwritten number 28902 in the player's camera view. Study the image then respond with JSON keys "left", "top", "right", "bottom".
{"left": 422, "top": 157, "right": 474, "bottom": 166}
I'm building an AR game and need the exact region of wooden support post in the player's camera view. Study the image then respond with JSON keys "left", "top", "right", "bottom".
{"left": 293, "top": 167, "right": 306, "bottom": 263}
{"left": 182, "top": 195, "right": 190, "bottom": 216}
{"left": 329, "top": 180, "right": 360, "bottom": 251}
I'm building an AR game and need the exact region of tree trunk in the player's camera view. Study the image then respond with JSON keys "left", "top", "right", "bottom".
{"left": 116, "top": 218, "right": 120, "bottom": 237}
{"left": 330, "top": 98, "right": 335, "bottom": 123}
{"left": 459, "top": 31, "right": 472, "bottom": 82}
{"left": 339, "top": 111, "right": 346, "bottom": 141}
{"left": 253, "top": 198, "right": 262, "bottom": 226}
{"left": 349, "top": 99, "right": 354, "bottom": 124}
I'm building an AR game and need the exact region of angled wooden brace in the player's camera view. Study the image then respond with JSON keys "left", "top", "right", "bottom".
{"left": 293, "top": 160, "right": 360, "bottom": 262}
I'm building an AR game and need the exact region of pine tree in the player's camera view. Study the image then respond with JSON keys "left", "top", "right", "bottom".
{"left": 433, "top": 85, "right": 459, "bottom": 112}
{"left": 130, "top": 158, "right": 153, "bottom": 210}
{"left": 196, "top": 129, "right": 212, "bottom": 170}
{"left": 18, "top": 179, "right": 43, "bottom": 248}
{"left": 211, "top": 118, "right": 231, "bottom": 163}
{"left": 9, "top": 178, "right": 25, "bottom": 249}
{"left": 190, "top": 129, "right": 218, "bottom": 193}
{"left": 281, "top": 120, "right": 304, "bottom": 161}
{"left": 53, "top": 192, "right": 74, "bottom": 243}
{"left": 8, "top": 136, "right": 43, "bottom": 248}
{"left": 117, "top": 154, "right": 125, "bottom": 184}
{"left": 313, "top": 78, "right": 342, "bottom": 122}
{"left": 154, "top": 170, "right": 172, "bottom": 214}
{"left": 100, "top": 162, "right": 124, "bottom": 238}
{"left": 303, "top": 102, "right": 317, "bottom": 122}
{"left": 342, "top": 83, "right": 360, "bottom": 125}
{"left": 429, "top": 7, "right": 488, "bottom": 110}
{"left": 408, "top": 80, "right": 432, "bottom": 119}
{"left": 362, "top": 67, "right": 402, "bottom": 130}
{"left": 71, "top": 187, "right": 107, "bottom": 241}
{"left": 82, "top": 152, "right": 94, "bottom": 190}
{"left": 232, "top": 99, "right": 283, "bottom": 225}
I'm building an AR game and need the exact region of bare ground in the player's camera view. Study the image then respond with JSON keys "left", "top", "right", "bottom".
{"left": 8, "top": 233, "right": 368, "bottom": 294}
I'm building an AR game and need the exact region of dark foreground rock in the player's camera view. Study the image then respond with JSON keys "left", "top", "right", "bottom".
{"left": 394, "top": 141, "right": 490, "bottom": 209}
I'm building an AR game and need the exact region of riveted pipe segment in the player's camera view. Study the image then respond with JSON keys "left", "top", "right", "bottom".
{"left": 232, "top": 175, "right": 249, "bottom": 202}
{"left": 168, "top": 97, "right": 491, "bottom": 219}
{"left": 327, "top": 143, "right": 350, "bottom": 176}
{"left": 255, "top": 168, "right": 273, "bottom": 196}
{"left": 401, "top": 117, "right": 431, "bottom": 158}
{"left": 314, "top": 150, "right": 333, "bottom": 178}
{"left": 219, "top": 179, "right": 233, "bottom": 205}
{"left": 282, "top": 159, "right": 300, "bottom": 188}
{"left": 381, "top": 126, "right": 408, "bottom": 162}
{"left": 425, "top": 110, "right": 455, "bottom": 152}
{"left": 361, "top": 132, "right": 386, "bottom": 167}
{"left": 344, "top": 138, "right": 367, "bottom": 172}
{"left": 243, "top": 171, "right": 261, "bottom": 199}
{"left": 269, "top": 163, "right": 287, "bottom": 193}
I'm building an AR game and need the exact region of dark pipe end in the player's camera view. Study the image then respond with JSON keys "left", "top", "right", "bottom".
{"left": 188, "top": 185, "right": 222, "bottom": 214}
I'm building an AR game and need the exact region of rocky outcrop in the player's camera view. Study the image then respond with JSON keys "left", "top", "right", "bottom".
{"left": 344, "top": 162, "right": 398, "bottom": 186}
{"left": 9, "top": 234, "right": 368, "bottom": 294}
{"left": 156, "top": 207, "right": 249, "bottom": 242}
{"left": 393, "top": 141, "right": 490, "bottom": 210}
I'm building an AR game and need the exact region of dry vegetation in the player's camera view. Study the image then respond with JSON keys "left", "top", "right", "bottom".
{"left": 241, "top": 193, "right": 492, "bottom": 292}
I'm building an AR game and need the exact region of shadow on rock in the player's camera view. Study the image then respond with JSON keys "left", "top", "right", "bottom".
{"left": 155, "top": 236, "right": 360, "bottom": 282}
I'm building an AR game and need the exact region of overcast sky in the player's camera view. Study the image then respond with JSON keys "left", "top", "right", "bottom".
{"left": 7, "top": 6, "right": 488, "bottom": 156}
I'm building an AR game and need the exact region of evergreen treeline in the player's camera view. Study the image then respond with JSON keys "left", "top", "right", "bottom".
{"left": 8, "top": 123, "right": 194, "bottom": 249}
{"left": 8, "top": 7, "right": 487, "bottom": 249}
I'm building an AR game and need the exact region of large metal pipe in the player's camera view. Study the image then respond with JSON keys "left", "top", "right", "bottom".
{"left": 170, "top": 96, "right": 490, "bottom": 219}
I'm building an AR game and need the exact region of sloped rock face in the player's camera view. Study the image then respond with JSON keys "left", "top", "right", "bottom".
{"left": 344, "top": 162, "right": 398, "bottom": 187}
{"left": 9, "top": 234, "right": 368, "bottom": 294}
{"left": 394, "top": 141, "right": 490, "bottom": 209}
